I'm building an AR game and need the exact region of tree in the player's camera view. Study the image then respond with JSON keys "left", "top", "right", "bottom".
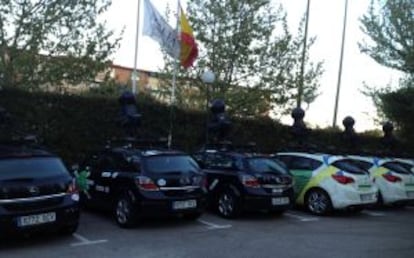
{"left": 0, "top": 0, "right": 120, "bottom": 90}
{"left": 364, "top": 76, "right": 414, "bottom": 141}
{"left": 360, "top": 0, "right": 414, "bottom": 141}
{"left": 360, "top": 0, "right": 414, "bottom": 74}
{"left": 159, "top": 0, "right": 323, "bottom": 118}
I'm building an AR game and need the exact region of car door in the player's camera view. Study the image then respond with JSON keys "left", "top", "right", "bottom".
{"left": 281, "top": 156, "right": 321, "bottom": 198}
{"left": 204, "top": 152, "right": 237, "bottom": 193}
{"left": 92, "top": 152, "right": 118, "bottom": 204}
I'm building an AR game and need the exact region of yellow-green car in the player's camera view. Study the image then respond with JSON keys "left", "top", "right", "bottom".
{"left": 274, "top": 153, "right": 378, "bottom": 215}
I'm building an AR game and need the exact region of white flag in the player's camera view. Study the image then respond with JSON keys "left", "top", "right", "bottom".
{"left": 143, "top": 0, "right": 180, "bottom": 59}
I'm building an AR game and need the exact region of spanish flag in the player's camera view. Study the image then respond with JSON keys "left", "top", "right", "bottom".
{"left": 180, "top": 7, "right": 198, "bottom": 68}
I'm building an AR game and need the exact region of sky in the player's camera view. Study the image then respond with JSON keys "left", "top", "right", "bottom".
{"left": 103, "top": 0, "right": 401, "bottom": 132}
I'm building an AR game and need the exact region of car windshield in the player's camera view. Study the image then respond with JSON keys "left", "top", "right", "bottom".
{"left": 145, "top": 155, "right": 200, "bottom": 174}
{"left": 332, "top": 159, "right": 368, "bottom": 175}
{"left": 247, "top": 158, "right": 289, "bottom": 174}
{"left": 382, "top": 161, "right": 412, "bottom": 175}
{"left": 0, "top": 157, "right": 69, "bottom": 180}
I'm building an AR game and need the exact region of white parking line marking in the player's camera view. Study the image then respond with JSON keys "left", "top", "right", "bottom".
{"left": 71, "top": 233, "right": 108, "bottom": 247}
{"left": 361, "top": 210, "right": 385, "bottom": 217}
{"left": 284, "top": 212, "right": 319, "bottom": 222}
{"left": 197, "top": 219, "right": 232, "bottom": 229}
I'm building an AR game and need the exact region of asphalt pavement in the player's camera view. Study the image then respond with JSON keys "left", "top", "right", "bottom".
{"left": 2, "top": 206, "right": 414, "bottom": 258}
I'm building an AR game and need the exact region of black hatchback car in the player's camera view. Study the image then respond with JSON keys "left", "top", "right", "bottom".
{"left": 80, "top": 145, "right": 207, "bottom": 228}
{"left": 0, "top": 145, "right": 80, "bottom": 237}
{"left": 192, "top": 149, "right": 294, "bottom": 218}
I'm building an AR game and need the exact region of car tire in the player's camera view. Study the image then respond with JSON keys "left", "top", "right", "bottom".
{"left": 115, "top": 195, "right": 137, "bottom": 228}
{"left": 217, "top": 188, "right": 241, "bottom": 219}
{"left": 305, "top": 189, "right": 333, "bottom": 216}
{"left": 183, "top": 212, "right": 202, "bottom": 220}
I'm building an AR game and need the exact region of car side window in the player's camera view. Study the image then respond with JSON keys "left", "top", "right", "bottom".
{"left": 97, "top": 154, "right": 117, "bottom": 171}
{"left": 205, "top": 153, "right": 234, "bottom": 170}
{"left": 290, "top": 157, "right": 322, "bottom": 171}
{"left": 192, "top": 153, "right": 206, "bottom": 168}
{"left": 112, "top": 153, "right": 138, "bottom": 172}
{"left": 276, "top": 156, "right": 291, "bottom": 168}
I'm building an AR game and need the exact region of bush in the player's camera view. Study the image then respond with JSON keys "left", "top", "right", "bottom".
{"left": 0, "top": 88, "right": 412, "bottom": 164}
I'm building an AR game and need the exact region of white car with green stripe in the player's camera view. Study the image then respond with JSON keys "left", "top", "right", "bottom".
{"left": 274, "top": 153, "right": 378, "bottom": 215}
{"left": 348, "top": 156, "right": 414, "bottom": 206}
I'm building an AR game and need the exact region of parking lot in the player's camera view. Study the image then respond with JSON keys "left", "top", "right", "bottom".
{"left": 2, "top": 206, "right": 414, "bottom": 258}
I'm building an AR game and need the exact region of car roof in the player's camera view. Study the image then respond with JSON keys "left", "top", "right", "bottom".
{"left": 110, "top": 147, "right": 186, "bottom": 157}
{"left": 345, "top": 155, "right": 394, "bottom": 167}
{"left": 202, "top": 149, "right": 265, "bottom": 159}
{"left": 275, "top": 152, "right": 340, "bottom": 164}
{"left": 0, "top": 145, "right": 55, "bottom": 159}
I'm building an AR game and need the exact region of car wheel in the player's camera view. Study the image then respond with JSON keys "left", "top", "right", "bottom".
{"left": 60, "top": 223, "right": 79, "bottom": 235}
{"left": 115, "top": 195, "right": 136, "bottom": 228}
{"left": 183, "top": 212, "right": 202, "bottom": 220}
{"left": 306, "top": 189, "right": 333, "bottom": 215}
{"left": 217, "top": 188, "right": 241, "bottom": 219}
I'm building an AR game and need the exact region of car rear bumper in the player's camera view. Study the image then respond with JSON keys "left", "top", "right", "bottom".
{"left": 242, "top": 193, "right": 294, "bottom": 212}
{"left": 137, "top": 196, "right": 207, "bottom": 217}
{"left": 380, "top": 187, "right": 414, "bottom": 205}
{"left": 0, "top": 202, "right": 79, "bottom": 236}
{"left": 330, "top": 190, "right": 378, "bottom": 210}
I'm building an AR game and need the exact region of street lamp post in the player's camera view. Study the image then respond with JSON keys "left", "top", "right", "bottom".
{"left": 201, "top": 70, "right": 216, "bottom": 146}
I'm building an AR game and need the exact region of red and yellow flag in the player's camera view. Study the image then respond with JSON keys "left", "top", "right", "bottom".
{"left": 180, "top": 7, "right": 198, "bottom": 68}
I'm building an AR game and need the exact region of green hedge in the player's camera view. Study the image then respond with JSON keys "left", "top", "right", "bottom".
{"left": 0, "top": 88, "right": 412, "bottom": 164}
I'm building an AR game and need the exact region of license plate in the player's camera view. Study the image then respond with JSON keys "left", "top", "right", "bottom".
{"left": 358, "top": 185, "right": 372, "bottom": 190}
{"left": 173, "top": 200, "right": 197, "bottom": 210}
{"left": 17, "top": 212, "right": 56, "bottom": 227}
{"left": 360, "top": 194, "right": 374, "bottom": 202}
{"left": 271, "top": 197, "right": 290, "bottom": 206}
{"left": 407, "top": 191, "right": 414, "bottom": 198}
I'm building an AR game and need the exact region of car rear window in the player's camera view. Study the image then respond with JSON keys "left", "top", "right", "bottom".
{"left": 332, "top": 159, "right": 368, "bottom": 175}
{"left": 382, "top": 161, "right": 412, "bottom": 175}
{"left": 144, "top": 155, "right": 200, "bottom": 174}
{"left": 0, "top": 157, "right": 69, "bottom": 180}
{"left": 349, "top": 159, "right": 373, "bottom": 171}
{"left": 247, "top": 158, "right": 289, "bottom": 174}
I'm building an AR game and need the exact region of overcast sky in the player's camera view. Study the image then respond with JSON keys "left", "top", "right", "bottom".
{"left": 104, "top": 0, "right": 400, "bottom": 132}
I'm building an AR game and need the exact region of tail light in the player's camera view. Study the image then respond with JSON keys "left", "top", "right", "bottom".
{"left": 201, "top": 177, "right": 208, "bottom": 192}
{"left": 332, "top": 173, "right": 354, "bottom": 184}
{"left": 67, "top": 180, "right": 79, "bottom": 194}
{"left": 383, "top": 173, "right": 402, "bottom": 183}
{"left": 68, "top": 180, "right": 80, "bottom": 202}
{"left": 201, "top": 177, "right": 208, "bottom": 188}
{"left": 135, "top": 176, "right": 159, "bottom": 191}
{"left": 240, "top": 174, "right": 260, "bottom": 188}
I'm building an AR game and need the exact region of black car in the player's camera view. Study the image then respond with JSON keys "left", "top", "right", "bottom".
{"left": 192, "top": 149, "right": 294, "bottom": 218}
{"left": 80, "top": 145, "right": 207, "bottom": 228}
{"left": 0, "top": 145, "right": 80, "bottom": 237}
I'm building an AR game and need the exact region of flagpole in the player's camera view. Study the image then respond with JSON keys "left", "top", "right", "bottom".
{"left": 167, "top": 0, "right": 181, "bottom": 149}
{"left": 132, "top": 0, "right": 141, "bottom": 95}
{"left": 298, "top": 0, "right": 311, "bottom": 108}
{"left": 332, "top": 0, "right": 349, "bottom": 128}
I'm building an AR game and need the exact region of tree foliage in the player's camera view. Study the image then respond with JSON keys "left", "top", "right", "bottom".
{"left": 360, "top": 0, "right": 414, "bottom": 141}
{"left": 0, "top": 0, "right": 120, "bottom": 90}
{"left": 159, "top": 0, "right": 323, "bottom": 118}
{"left": 360, "top": 0, "right": 414, "bottom": 74}
{"left": 364, "top": 77, "right": 414, "bottom": 141}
